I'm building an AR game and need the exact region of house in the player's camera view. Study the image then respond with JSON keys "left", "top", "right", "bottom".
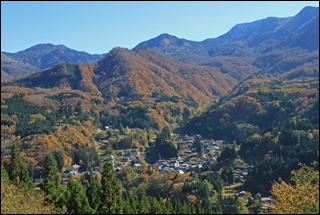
{"left": 134, "top": 163, "right": 142, "bottom": 169}
{"left": 104, "top": 126, "right": 113, "bottom": 130}
{"left": 195, "top": 134, "right": 202, "bottom": 138}
{"left": 180, "top": 164, "right": 189, "bottom": 169}
{"left": 72, "top": 164, "right": 81, "bottom": 171}
{"left": 238, "top": 191, "right": 248, "bottom": 197}
{"left": 261, "top": 197, "right": 273, "bottom": 203}
{"left": 241, "top": 170, "right": 248, "bottom": 176}
{"left": 68, "top": 170, "right": 78, "bottom": 175}
{"left": 261, "top": 197, "right": 274, "bottom": 211}
{"left": 178, "top": 169, "right": 185, "bottom": 174}
{"left": 115, "top": 167, "right": 122, "bottom": 172}
{"left": 163, "top": 167, "right": 174, "bottom": 171}
{"left": 184, "top": 135, "right": 193, "bottom": 141}
{"left": 216, "top": 140, "right": 224, "bottom": 145}
{"left": 214, "top": 150, "right": 221, "bottom": 156}
{"left": 174, "top": 161, "right": 180, "bottom": 168}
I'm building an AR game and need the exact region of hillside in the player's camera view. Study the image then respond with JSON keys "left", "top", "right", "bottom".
{"left": 94, "top": 47, "right": 237, "bottom": 104}
{"left": 14, "top": 62, "right": 101, "bottom": 95}
{"left": 1, "top": 53, "right": 40, "bottom": 81}
{"left": 183, "top": 77, "right": 319, "bottom": 194}
{"left": 184, "top": 77, "right": 319, "bottom": 138}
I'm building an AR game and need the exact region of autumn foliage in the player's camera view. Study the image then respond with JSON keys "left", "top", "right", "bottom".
{"left": 271, "top": 163, "right": 319, "bottom": 214}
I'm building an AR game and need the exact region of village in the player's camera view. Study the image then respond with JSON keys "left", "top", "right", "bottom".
{"left": 57, "top": 127, "right": 249, "bottom": 180}
{"left": 98, "top": 126, "right": 230, "bottom": 174}
{"left": 34, "top": 126, "right": 272, "bottom": 211}
{"left": 59, "top": 126, "right": 250, "bottom": 182}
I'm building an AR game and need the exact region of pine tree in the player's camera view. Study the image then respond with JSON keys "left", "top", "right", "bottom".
{"left": 65, "top": 179, "right": 92, "bottom": 214}
{"left": 98, "top": 162, "right": 122, "bottom": 214}
{"left": 138, "top": 192, "right": 150, "bottom": 214}
{"left": 123, "top": 191, "right": 139, "bottom": 214}
{"left": 149, "top": 197, "right": 163, "bottom": 214}
{"left": 86, "top": 175, "right": 101, "bottom": 213}
{"left": 8, "top": 145, "right": 33, "bottom": 189}
{"left": 40, "top": 152, "right": 64, "bottom": 208}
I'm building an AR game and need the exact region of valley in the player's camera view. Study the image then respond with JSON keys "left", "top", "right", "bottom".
{"left": 1, "top": 4, "right": 319, "bottom": 215}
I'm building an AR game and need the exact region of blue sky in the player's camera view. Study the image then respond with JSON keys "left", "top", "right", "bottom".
{"left": 1, "top": 1, "right": 319, "bottom": 54}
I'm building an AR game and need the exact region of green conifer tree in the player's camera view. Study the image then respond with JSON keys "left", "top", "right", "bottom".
{"left": 40, "top": 152, "right": 64, "bottom": 208}
{"left": 86, "top": 175, "right": 101, "bottom": 213}
{"left": 65, "top": 179, "right": 92, "bottom": 214}
{"left": 98, "top": 162, "right": 122, "bottom": 214}
{"left": 8, "top": 145, "right": 33, "bottom": 189}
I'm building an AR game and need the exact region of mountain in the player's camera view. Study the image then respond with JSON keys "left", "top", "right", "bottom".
{"left": 203, "top": 7, "right": 319, "bottom": 52}
{"left": 136, "top": 6, "right": 319, "bottom": 80}
{"left": 136, "top": 33, "right": 208, "bottom": 63}
{"left": 14, "top": 47, "right": 237, "bottom": 106}
{"left": 4, "top": 43, "right": 104, "bottom": 69}
{"left": 94, "top": 47, "right": 237, "bottom": 104}
{"left": 1, "top": 53, "right": 40, "bottom": 81}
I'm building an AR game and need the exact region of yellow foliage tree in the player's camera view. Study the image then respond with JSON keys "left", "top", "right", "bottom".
{"left": 1, "top": 177, "right": 62, "bottom": 214}
{"left": 270, "top": 163, "right": 319, "bottom": 214}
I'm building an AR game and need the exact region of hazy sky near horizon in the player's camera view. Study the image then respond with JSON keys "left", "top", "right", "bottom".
{"left": 1, "top": 1, "right": 319, "bottom": 54}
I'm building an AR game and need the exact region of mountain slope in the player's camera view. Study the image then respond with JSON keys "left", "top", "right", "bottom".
{"left": 14, "top": 62, "right": 101, "bottom": 95}
{"left": 94, "top": 47, "right": 237, "bottom": 105}
{"left": 136, "top": 6, "right": 319, "bottom": 81}
{"left": 1, "top": 53, "right": 40, "bottom": 81}
{"left": 4, "top": 43, "right": 103, "bottom": 69}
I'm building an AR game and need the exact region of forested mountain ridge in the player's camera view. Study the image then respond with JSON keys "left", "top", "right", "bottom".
{"left": 136, "top": 6, "right": 319, "bottom": 81}
{"left": 12, "top": 47, "right": 237, "bottom": 106}
{"left": 94, "top": 47, "right": 236, "bottom": 104}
